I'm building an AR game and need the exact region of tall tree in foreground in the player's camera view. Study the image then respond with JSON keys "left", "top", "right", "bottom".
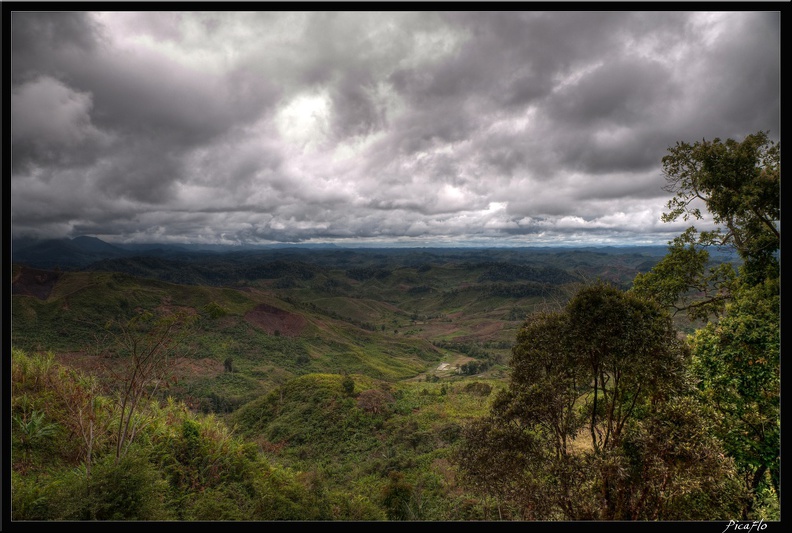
{"left": 630, "top": 131, "right": 780, "bottom": 518}
{"left": 103, "top": 309, "right": 196, "bottom": 462}
{"left": 456, "top": 283, "right": 744, "bottom": 520}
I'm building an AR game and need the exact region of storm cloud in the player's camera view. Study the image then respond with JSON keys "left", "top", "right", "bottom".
{"left": 9, "top": 10, "right": 780, "bottom": 246}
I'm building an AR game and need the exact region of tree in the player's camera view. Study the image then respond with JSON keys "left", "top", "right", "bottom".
{"left": 457, "top": 283, "right": 742, "bottom": 520}
{"left": 341, "top": 374, "right": 355, "bottom": 396}
{"left": 632, "top": 131, "right": 779, "bottom": 318}
{"left": 356, "top": 388, "right": 393, "bottom": 415}
{"left": 104, "top": 309, "right": 196, "bottom": 462}
{"left": 690, "top": 278, "right": 780, "bottom": 518}
{"left": 630, "top": 131, "right": 780, "bottom": 518}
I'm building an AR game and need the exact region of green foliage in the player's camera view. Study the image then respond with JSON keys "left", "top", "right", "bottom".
{"left": 633, "top": 131, "right": 779, "bottom": 319}
{"left": 248, "top": 466, "right": 305, "bottom": 519}
{"left": 462, "top": 382, "right": 492, "bottom": 397}
{"left": 356, "top": 388, "right": 395, "bottom": 414}
{"left": 631, "top": 228, "right": 737, "bottom": 320}
{"left": 184, "top": 372, "right": 265, "bottom": 414}
{"left": 11, "top": 349, "right": 389, "bottom": 521}
{"left": 11, "top": 470, "right": 60, "bottom": 520}
{"left": 11, "top": 350, "right": 83, "bottom": 472}
{"left": 232, "top": 373, "right": 389, "bottom": 462}
{"left": 104, "top": 309, "right": 197, "bottom": 462}
{"left": 515, "top": 283, "right": 688, "bottom": 454}
{"left": 346, "top": 266, "right": 392, "bottom": 281}
{"left": 456, "top": 283, "right": 742, "bottom": 520}
{"left": 57, "top": 450, "right": 170, "bottom": 520}
{"left": 203, "top": 301, "right": 229, "bottom": 319}
{"left": 381, "top": 471, "right": 414, "bottom": 520}
{"left": 324, "top": 490, "right": 387, "bottom": 520}
{"left": 614, "top": 395, "right": 746, "bottom": 519}
{"left": 12, "top": 341, "right": 514, "bottom": 521}
{"left": 477, "top": 262, "right": 577, "bottom": 284}
{"left": 13, "top": 410, "right": 59, "bottom": 469}
{"left": 630, "top": 131, "right": 780, "bottom": 518}
{"left": 181, "top": 484, "right": 253, "bottom": 520}
{"left": 454, "top": 413, "right": 550, "bottom": 520}
{"left": 660, "top": 131, "right": 779, "bottom": 285}
{"left": 341, "top": 374, "right": 356, "bottom": 396}
{"left": 690, "top": 278, "right": 780, "bottom": 515}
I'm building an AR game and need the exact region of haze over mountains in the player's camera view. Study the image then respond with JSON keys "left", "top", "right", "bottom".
{"left": 10, "top": 236, "right": 338, "bottom": 270}
{"left": 12, "top": 235, "right": 684, "bottom": 270}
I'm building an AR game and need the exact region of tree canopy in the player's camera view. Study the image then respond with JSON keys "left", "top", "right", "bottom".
{"left": 632, "top": 131, "right": 779, "bottom": 319}
{"left": 457, "top": 283, "right": 743, "bottom": 520}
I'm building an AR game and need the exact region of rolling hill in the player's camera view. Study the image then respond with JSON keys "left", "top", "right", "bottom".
{"left": 11, "top": 242, "right": 679, "bottom": 417}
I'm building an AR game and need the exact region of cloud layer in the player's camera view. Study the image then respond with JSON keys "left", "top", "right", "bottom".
{"left": 10, "top": 11, "right": 780, "bottom": 246}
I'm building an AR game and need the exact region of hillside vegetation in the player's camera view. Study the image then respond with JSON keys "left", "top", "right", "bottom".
{"left": 9, "top": 132, "right": 779, "bottom": 523}
{"left": 9, "top": 238, "right": 777, "bottom": 521}
{"left": 12, "top": 247, "right": 670, "bottom": 409}
{"left": 11, "top": 246, "right": 670, "bottom": 520}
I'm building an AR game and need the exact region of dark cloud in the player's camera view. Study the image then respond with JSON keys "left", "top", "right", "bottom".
{"left": 692, "top": 12, "right": 780, "bottom": 138}
{"left": 329, "top": 74, "right": 384, "bottom": 140}
{"left": 9, "top": 11, "right": 780, "bottom": 246}
{"left": 11, "top": 11, "right": 103, "bottom": 82}
{"left": 548, "top": 57, "right": 672, "bottom": 129}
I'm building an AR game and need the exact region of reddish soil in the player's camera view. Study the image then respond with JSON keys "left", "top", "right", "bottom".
{"left": 155, "top": 304, "right": 198, "bottom": 317}
{"left": 471, "top": 321, "right": 504, "bottom": 336}
{"left": 244, "top": 303, "right": 307, "bottom": 337}
{"left": 170, "top": 357, "right": 224, "bottom": 380}
{"left": 55, "top": 351, "right": 223, "bottom": 383}
{"left": 12, "top": 266, "right": 62, "bottom": 300}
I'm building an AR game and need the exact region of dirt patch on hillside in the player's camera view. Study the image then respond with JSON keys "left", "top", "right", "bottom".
{"left": 12, "top": 266, "right": 62, "bottom": 300}
{"left": 170, "top": 357, "right": 224, "bottom": 380}
{"left": 244, "top": 303, "right": 306, "bottom": 337}
{"left": 155, "top": 304, "right": 198, "bottom": 317}
{"left": 55, "top": 351, "right": 224, "bottom": 383}
{"left": 471, "top": 321, "right": 504, "bottom": 336}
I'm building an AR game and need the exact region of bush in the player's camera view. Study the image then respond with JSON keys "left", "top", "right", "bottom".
{"left": 182, "top": 484, "right": 253, "bottom": 520}
{"left": 462, "top": 382, "right": 492, "bottom": 397}
{"left": 61, "top": 450, "right": 170, "bottom": 520}
{"left": 11, "top": 470, "right": 58, "bottom": 520}
{"left": 203, "top": 301, "right": 229, "bottom": 319}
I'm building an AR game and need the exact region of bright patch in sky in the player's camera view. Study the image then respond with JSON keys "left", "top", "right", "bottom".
{"left": 276, "top": 92, "right": 331, "bottom": 151}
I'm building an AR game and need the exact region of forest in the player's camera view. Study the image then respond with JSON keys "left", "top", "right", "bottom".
{"left": 9, "top": 132, "right": 780, "bottom": 522}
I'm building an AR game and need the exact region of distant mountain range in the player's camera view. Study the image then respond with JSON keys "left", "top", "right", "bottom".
{"left": 10, "top": 236, "right": 341, "bottom": 269}
{"left": 11, "top": 236, "right": 131, "bottom": 269}
{"left": 11, "top": 235, "right": 740, "bottom": 272}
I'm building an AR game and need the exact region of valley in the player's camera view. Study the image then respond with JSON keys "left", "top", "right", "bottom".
{"left": 10, "top": 240, "right": 741, "bottom": 520}
{"left": 11, "top": 243, "right": 675, "bottom": 406}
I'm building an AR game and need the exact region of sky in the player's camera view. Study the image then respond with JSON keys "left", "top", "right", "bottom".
{"left": 8, "top": 10, "right": 781, "bottom": 247}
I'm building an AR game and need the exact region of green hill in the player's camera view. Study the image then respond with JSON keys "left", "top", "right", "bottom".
{"left": 11, "top": 247, "right": 673, "bottom": 416}
{"left": 11, "top": 268, "right": 444, "bottom": 411}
